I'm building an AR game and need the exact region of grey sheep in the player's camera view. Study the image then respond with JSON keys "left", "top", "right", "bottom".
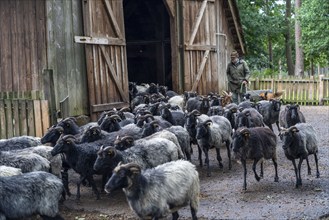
{"left": 279, "top": 123, "right": 319, "bottom": 188}
{"left": 0, "top": 171, "right": 64, "bottom": 220}
{"left": 256, "top": 99, "right": 282, "bottom": 131}
{"left": 105, "top": 160, "right": 200, "bottom": 220}
{"left": 232, "top": 127, "right": 279, "bottom": 190}
{"left": 196, "top": 115, "right": 232, "bottom": 177}
{"left": 0, "top": 151, "right": 50, "bottom": 173}
{"left": 12, "top": 145, "right": 62, "bottom": 178}
{"left": 235, "top": 108, "right": 264, "bottom": 129}
{"left": 93, "top": 137, "right": 182, "bottom": 174}
{"left": 279, "top": 104, "right": 306, "bottom": 128}
{"left": 0, "top": 135, "right": 41, "bottom": 151}
{"left": 51, "top": 135, "right": 101, "bottom": 200}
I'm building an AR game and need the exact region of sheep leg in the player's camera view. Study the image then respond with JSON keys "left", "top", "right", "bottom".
{"left": 226, "top": 140, "right": 232, "bottom": 170}
{"left": 172, "top": 211, "right": 179, "bottom": 220}
{"left": 297, "top": 158, "right": 304, "bottom": 187}
{"left": 260, "top": 161, "right": 264, "bottom": 178}
{"left": 306, "top": 157, "right": 311, "bottom": 175}
{"left": 291, "top": 159, "right": 300, "bottom": 188}
{"left": 275, "top": 121, "right": 280, "bottom": 131}
{"left": 314, "top": 153, "right": 320, "bottom": 178}
{"left": 215, "top": 148, "right": 224, "bottom": 169}
{"left": 252, "top": 159, "right": 261, "bottom": 181}
{"left": 190, "top": 204, "right": 198, "bottom": 220}
{"left": 197, "top": 144, "right": 203, "bottom": 167}
{"left": 272, "top": 157, "right": 279, "bottom": 182}
{"left": 86, "top": 176, "right": 100, "bottom": 200}
{"left": 202, "top": 147, "right": 211, "bottom": 177}
{"left": 242, "top": 159, "right": 247, "bottom": 190}
{"left": 76, "top": 175, "right": 87, "bottom": 200}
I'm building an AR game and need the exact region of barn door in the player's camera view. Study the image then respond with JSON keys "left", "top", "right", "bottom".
{"left": 182, "top": 0, "right": 218, "bottom": 94}
{"left": 76, "top": 0, "right": 129, "bottom": 121}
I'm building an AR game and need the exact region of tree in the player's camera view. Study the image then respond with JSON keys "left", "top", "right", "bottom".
{"left": 284, "top": 0, "right": 294, "bottom": 76}
{"left": 294, "top": 0, "right": 304, "bottom": 77}
{"left": 299, "top": 0, "right": 329, "bottom": 70}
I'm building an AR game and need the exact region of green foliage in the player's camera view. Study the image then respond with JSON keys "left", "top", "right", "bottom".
{"left": 299, "top": 0, "right": 329, "bottom": 65}
{"left": 237, "top": 0, "right": 328, "bottom": 76}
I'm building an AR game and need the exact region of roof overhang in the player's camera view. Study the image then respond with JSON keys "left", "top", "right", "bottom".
{"left": 223, "top": 0, "right": 246, "bottom": 55}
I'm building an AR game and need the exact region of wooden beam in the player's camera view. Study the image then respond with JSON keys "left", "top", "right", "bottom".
{"left": 99, "top": 45, "right": 129, "bottom": 102}
{"left": 188, "top": 0, "right": 208, "bottom": 45}
{"left": 191, "top": 50, "right": 210, "bottom": 91}
{"left": 74, "top": 36, "right": 125, "bottom": 46}
{"left": 185, "top": 44, "right": 216, "bottom": 51}
{"left": 91, "top": 102, "right": 129, "bottom": 113}
{"left": 103, "top": 0, "right": 123, "bottom": 39}
{"left": 228, "top": 0, "right": 245, "bottom": 54}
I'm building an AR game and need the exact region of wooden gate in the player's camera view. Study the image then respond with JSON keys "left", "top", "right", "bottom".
{"left": 76, "top": 0, "right": 129, "bottom": 121}
{"left": 182, "top": 0, "right": 218, "bottom": 94}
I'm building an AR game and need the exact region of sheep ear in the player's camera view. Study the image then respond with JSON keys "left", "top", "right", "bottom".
{"left": 291, "top": 127, "right": 299, "bottom": 133}
{"left": 206, "top": 121, "right": 212, "bottom": 127}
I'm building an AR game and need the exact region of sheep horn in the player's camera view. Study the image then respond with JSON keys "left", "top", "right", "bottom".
{"left": 62, "top": 134, "right": 76, "bottom": 142}
{"left": 191, "top": 109, "right": 201, "bottom": 116}
{"left": 109, "top": 114, "right": 122, "bottom": 121}
{"left": 120, "top": 136, "right": 134, "bottom": 144}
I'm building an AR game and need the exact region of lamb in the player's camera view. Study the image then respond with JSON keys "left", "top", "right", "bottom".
{"left": 232, "top": 127, "right": 279, "bottom": 190}
{"left": 160, "top": 104, "right": 185, "bottom": 127}
{"left": 256, "top": 99, "right": 282, "bottom": 131}
{"left": 279, "top": 104, "right": 306, "bottom": 128}
{"left": 235, "top": 108, "right": 264, "bottom": 129}
{"left": 93, "top": 137, "right": 182, "bottom": 174}
{"left": 0, "top": 165, "right": 22, "bottom": 177}
{"left": 51, "top": 135, "right": 101, "bottom": 200}
{"left": 196, "top": 116, "right": 233, "bottom": 176}
{"left": 0, "top": 151, "right": 50, "bottom": 173}
{"left": 279, "top": 123, "right": 319, "bottom": 188}
{"left": 0, "top": 171, "right": 64, "bottom": 220}
{"left": 223, "top": 103, "right": 238, "bottom": 130}
{"left": 105, "top": 160, "right": 200, "bottom": 220}
{"left": 0, "top": 135, "right": 41, "bottom": 151}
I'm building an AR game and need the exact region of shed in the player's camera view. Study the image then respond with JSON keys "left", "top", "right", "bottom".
{"left": 0, "top": 0, "right": 245, "bottom": 132}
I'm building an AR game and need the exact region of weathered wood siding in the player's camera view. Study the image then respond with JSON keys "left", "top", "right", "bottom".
{"left": 179, "top": 0, "right": 240, "bottom": 95}
{"left": 80, "top": 0, "right": 129, "bottom": 121}
{"left": 46, "top": 0, "right": 88, "bottom": 117}
{"left": 0, "top": 0, "right": 46, "bottom": 93}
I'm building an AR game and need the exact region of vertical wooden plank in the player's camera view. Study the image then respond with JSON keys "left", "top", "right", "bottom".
{"left": 27, "top": 100, "right": 35, "bottom": 136}
{"left": 19, "top": 100, "right": 28, "bottom": 135}
{"left": 12, "top": 100, "right": 20, "bottom": 136}
{"left": 41, "top": 100, "right": 50, "bottom": 135}
{"left": 33, "top": 100, "right": 43, "bottom": 137}
{"left": 0, "top": 100, "right": 6, "bottom": 139}
{"left": 4, "top": 100, "right": 13, "bottom": 138}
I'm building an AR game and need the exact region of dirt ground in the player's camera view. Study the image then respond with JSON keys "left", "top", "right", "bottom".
{"left": 58, "top": 105, "right": 329, "bottom": 220}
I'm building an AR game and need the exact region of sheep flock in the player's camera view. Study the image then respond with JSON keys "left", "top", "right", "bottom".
{"left": 0, "top": 82, "right": 325, "bottom": 219}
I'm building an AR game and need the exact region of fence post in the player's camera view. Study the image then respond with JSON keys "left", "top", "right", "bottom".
{"left": 319, "top": 74, "right": 324, "bottom": 105}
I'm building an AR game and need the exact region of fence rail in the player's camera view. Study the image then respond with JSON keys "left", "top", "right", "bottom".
{"left": 0, "top": 99, "right": 49, "bottom": 139}
{"left": 249, "top": 75, "right": 329, "bottom": 105}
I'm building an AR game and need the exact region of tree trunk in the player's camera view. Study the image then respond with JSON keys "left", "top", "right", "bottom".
{"left": 268, "top": 36, "right": 273, "bottom": 69}
{"left": 295, "top": 0, "right": 304, "bottom": 77}
{"left": 285, "top": 0, "right": 294, "bottom": 75}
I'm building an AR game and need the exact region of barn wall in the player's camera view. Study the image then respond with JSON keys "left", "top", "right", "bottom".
{"left": 0, "top": 0, "right": 46, "bottom": 94}
{"left": 46, "top": 0, "right": 88, "bottom": 117}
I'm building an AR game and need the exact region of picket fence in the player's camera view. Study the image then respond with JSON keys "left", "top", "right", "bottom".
{"left": 248, "top": 75, "right": 329, "bottom": 105}
{"left": 0, "top": 92, "right": 50, "bottom": 139}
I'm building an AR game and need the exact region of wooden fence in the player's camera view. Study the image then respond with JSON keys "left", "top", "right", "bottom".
{"left": 249, "top": 75, "right": 329, "bottom": 105}
{"left": 0, "top": 93, "right": 49, "bottom": 139}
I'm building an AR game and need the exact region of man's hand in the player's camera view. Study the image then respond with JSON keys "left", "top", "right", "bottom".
{"left": 242, "top": 80, "right": 248, "bottom": 85}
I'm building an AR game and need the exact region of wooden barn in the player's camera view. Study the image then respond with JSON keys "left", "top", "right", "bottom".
{"left": 0, "top": 0, "right": 244, "bottom": 137}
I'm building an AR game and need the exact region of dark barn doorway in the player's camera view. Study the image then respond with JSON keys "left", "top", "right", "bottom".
{"left": 123, "top": 0, "right": 172, "bottom": 89}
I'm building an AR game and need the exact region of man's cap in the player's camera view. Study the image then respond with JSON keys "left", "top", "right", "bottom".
{"left": 231, "top": 50, "right": 239, "bottom": 57}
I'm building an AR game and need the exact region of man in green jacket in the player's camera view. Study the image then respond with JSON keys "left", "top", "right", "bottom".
{"left": 226, "top": 50, "right": 250, "bottom": 104}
